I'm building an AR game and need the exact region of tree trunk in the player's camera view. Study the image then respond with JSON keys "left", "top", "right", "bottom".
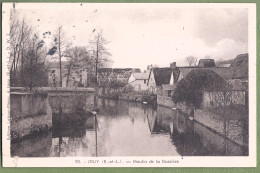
{"left": 94, "top": 38, "right": 99, "bottom": 107}
{"left": 66, "top": 62, "right": 71, "bottom": 87}
{"left": 29, "top": 54, "right": 33, "bottom": 91}
{"left": 58, "top": 27, "right": 62, "bottom": 87}
{"left": 20, "top": 48, "right": 24, "bottom": 86}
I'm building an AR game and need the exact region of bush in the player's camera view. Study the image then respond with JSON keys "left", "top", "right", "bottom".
{"left": 172, "top": 69, "right": 224, "bottom": 108}
{"left": 10, "top": 62, "right": 48, "bottom": 89}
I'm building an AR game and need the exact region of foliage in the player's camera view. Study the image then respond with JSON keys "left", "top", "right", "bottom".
{"left": 172, "top": 69, "right": 225, "bottom": 108}
{"left": 121, "top": 85, "right": 135, "bottom": 94}
{"left": 65, "top": 46, "right": 91, "bottom": 87}
{"left": 47, "top": 46, "right": 57, "bottom": 55}
{"left": 109, "top": 80, "right": 126, "bottom": 89}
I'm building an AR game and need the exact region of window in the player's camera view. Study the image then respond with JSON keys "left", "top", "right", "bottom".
{"left": 168, "top": 91, "right": 171, "bottom": 97}
{"left": 144, "top": 80, "right": 146, "bottom": 84}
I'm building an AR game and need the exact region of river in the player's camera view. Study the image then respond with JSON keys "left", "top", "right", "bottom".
{"left": 11, "top": 98, "right": 247, "bottom": 157}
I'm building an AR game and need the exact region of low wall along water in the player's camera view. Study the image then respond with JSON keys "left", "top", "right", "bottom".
{"left": 10, "top": 87, "right": 95, "bottom": 141}
{"left": 157, "top": 95, "right": 176, "bottom": 108}
{"left": 10, "top": 92, "right": 52, "bottom": 140}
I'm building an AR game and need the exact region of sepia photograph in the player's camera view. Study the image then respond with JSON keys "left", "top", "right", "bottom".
{"left": 1, "top": 3, "right": 256, "bottom": 167}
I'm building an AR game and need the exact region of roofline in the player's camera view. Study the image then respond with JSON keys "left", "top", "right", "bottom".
{"left": 178, "top": 66, "right": 229, "bottom": 69}
{"left": 199, "top": 59, "right": 215, "bottom": 61}
{"left": 204, "top": 89, "right": 247, "bottom": 92}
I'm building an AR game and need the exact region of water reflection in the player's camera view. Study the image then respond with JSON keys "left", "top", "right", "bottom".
{"left": 11, "top": 98, "right": 247, "bottom": 157}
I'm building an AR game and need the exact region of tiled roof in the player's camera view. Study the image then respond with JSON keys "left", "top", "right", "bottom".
{"left": 153, "top": 68, "right": 173, "bottom": 86}
{"left": 162, "top": 84, "right": 176, "bottom": 91}
{"left": 98, "top": 68, "right": 133, "bottom": 74}
{"left": 133, "top": 71, "right": 150, "bottom": 80}
{"left": 198, "top": 59, "right": 216, "bottom": 67}
{"left": 172, "top": 68, "right": 180, "bottom": 82}
{"left": 230, "top": 53, "right": 248, "bottom": 79}
{"left": 98, "top": 68, "right": 113, "bottom": 73}
{"left": 186, "top": 69, "right": 225, "bottom": 90}
{"left": 210, "top": 67, "right": 232, "bottom": 80}
{"left": 98, "top": 68, "right": 133, "bottom": 85}
{"left": 179, "top": 67, "right": 232, "bottom": 80}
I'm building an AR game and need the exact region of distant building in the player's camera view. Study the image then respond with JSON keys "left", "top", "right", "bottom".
{"left": 97, "top": 68, "right": 135, "bottom": 87}
{"left": 177, "top": 66, "right": 232, "bottom": 82}
{"left": 153, "top": 54, "right": 248, "bottom": 109}
{"left": 47, "top": 62, "right": 88, "bottom": 87}
{"left": 197, "top": 59, "right": 216, "bottom": 68}
{"left": 202, "top": 54, "right": 249, "bottom": 109}
{"left": 177, "top": 58, "right": 232, "bottom": 82}
{"left": 229, "top": 53, "right": 248, "bottom": 81}
{"left": 128, "top": 71, "right": 150, "bottom": 91}
{"left": 147, "top": 62, "right": 179, "bottom": 94}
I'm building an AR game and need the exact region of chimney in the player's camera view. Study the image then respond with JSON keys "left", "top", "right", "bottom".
{"left": 147, "top": 65, "right": 153, "bottom": 70}
{"left": 170, "top": 62, "right": 176, "bottom": 69}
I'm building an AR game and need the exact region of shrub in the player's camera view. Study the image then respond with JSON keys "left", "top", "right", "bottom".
{"left": 172, "top": 69, "right": 224, "bottom": 108}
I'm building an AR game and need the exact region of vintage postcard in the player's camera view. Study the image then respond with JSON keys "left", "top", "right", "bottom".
{"left": 2, "top": 3, "right": 256, "bottom": 167}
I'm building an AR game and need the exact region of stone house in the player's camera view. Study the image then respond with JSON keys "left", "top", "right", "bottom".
{"left": 98, "top": 68, "right": 137, "bottom": 95}
{"left": 128, "top": 71, "right": 150, "bottom": 91}
{"left": 202, "top": 89, "right": 247, "bottom": 109}
{"left": 177, "top": 59, "right": 232, "bottom": 82}
{"left": 47, "top": 61, "right": 88, "bottom": 87}
{"left": 153, "top": 56, "right": 247, "bottom": 108}
{"left": 98, "top": 68, "right": 134, "bottom": 86}
{"left": 202, "top": 54, "right": 248, "bottom": 109}
{"left": 147, "top": 62, "right": 179, "bottom": 94}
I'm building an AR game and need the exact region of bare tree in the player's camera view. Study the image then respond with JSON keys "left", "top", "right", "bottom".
{"left": 89, "top": 30, "right": 112, "bottom": 106}
{"left": 65, "top": 46, "right": 91, "bottom": 87}
{"left": 53, "top": 26, "right": 72, "bottom": 87}
{"left": 207, "top": 81, "right": 248, "bottom": 147}
{"left": 185, "top": 56, "right": 197, "bottom": 66}
{"left": 90, "top": 30, "right": 112, "bottom": 85}
{"left": 9, "top": 12, "right": 31, "bottom": 85}
{"left": 8, "top": 10, "right": 47, "bottom": 88}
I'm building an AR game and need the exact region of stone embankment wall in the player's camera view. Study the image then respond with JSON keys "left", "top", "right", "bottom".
{"left": 10, "top": 92, "right": 52, "bottom": 140}
{"left": 10, "top": 87, "right": 95, "bottom": 141}
{"left": 119, "top": 94, "right": 143, "bottom": 102}
{"left": 100, "top": 93, "right": 157, "bottom": 106}
{"left": 194, "top": 109, "right": 247, "bottom": 146}
{"left": 156, "top": 93, "right": 247, "bottom": 147}
{"left": 157, "top": 95, "right": 176, "bottom": 108}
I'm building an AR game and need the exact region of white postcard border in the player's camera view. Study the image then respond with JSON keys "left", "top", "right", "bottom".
{"left": 2, "top": 3, "right": 257, "bottom": 167}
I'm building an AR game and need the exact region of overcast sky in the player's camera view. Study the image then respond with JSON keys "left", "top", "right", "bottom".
{"left": 8, "top": 3, "right": 248, "bottom": 70}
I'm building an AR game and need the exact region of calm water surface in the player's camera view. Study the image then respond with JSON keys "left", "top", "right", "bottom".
{"left": 11, "top": 98, "right": 247, "bottom": 157}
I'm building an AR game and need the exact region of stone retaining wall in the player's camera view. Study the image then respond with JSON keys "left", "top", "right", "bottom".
{"left": 10, "top": 92, "right": 52, "bottom": 140}
{"left": 194, "top": 109, "right": 246, "bottom": 146}
{"left": 157, "top": 95, "right": 176, "bottom": 108}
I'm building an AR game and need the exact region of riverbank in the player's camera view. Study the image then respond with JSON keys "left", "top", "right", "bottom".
{"left": 156, "top": 95, "right": 248, "bottom": 148}
{"left": 10, "top": 92, "right": 52, "bottom": 141}
{"left": 11, "top": 98, "right": 247, "bottom": 157}
{"left": 98, "top": 93, "right": 157, "bottom": 106}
